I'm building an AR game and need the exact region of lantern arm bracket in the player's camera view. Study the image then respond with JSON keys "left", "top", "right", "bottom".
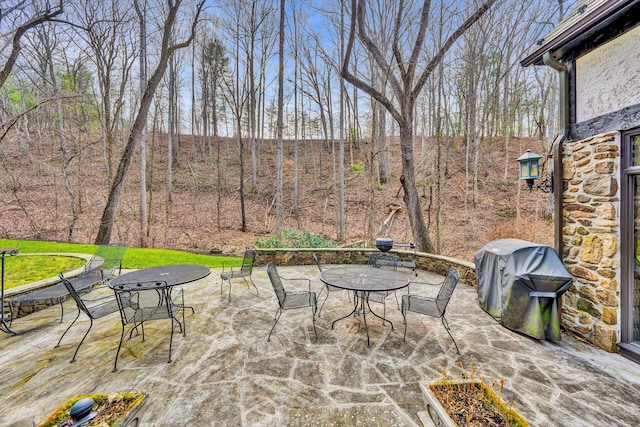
{"left": 526, "top": 174, "right": 553, "bottom": 193}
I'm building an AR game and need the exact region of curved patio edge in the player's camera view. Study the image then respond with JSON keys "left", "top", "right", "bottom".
{"left": 5, "top": 253, "right": 93, "bottom": 298}
{"left": 254, "top": 248, "right": 477, "bottom": 286}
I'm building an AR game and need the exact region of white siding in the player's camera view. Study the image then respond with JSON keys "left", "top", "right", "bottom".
{"left": 576, "top": 24, "right": 640, "bottom": 122}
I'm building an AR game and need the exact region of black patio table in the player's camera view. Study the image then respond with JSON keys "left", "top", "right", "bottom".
{"left": 108, "top": 264, "right": 210, "bottom": 370}
{"left": 109, "top": 264, "right": 211, "bottom": 317}
{"left": 110, "top": 264, "right": 210, "bottom": 290}
{"left": 319, "top": 265, "right": 409, "bottom": 346}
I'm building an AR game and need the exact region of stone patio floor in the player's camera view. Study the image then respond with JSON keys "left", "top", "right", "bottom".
{"left": 1, "top": 264, "right": 640, "bottom": 426}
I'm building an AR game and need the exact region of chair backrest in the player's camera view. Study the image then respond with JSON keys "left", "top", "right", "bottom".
{"left": 85, "top": 243, "right": 128, "bottom": 279}
{"left": 112, "top": 281, "right": 167, "bottom": 325}
{"left": 435, "top": 267, "right": 460, "bottom": 314}
{"left": 100, "top": 243, "right": 128, "bottom": 278}
{"left": 241, "top": 248, "right": 256, "bottom": 275}
{"left": 312, "top": 253, "right": 323, "bottom": 272}
{"left": 368, "top": 253, "right": 398, "bottom": 270}
{"left": 60, "top": 275, "right": 92, "bottom": 317}
{"left": 266, "top": 263, "right": 286, "bottom": 308}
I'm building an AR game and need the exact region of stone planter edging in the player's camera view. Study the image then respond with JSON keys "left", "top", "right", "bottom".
{"left": 420, "top": 382, "right": 458, "bottom": 427}
{"left": 419, "top": 380, "right": 529, "bottom": 427}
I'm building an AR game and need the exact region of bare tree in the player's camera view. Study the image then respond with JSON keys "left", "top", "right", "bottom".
{"left": 275, "top": 0, "right": 285, "bottom": 230}
{"left": 199, "top": 35, "right": 228, "bottom": 230}
{"left": 0, "top": 1, "right": 64, "bottom": 145}
{"left": 95, "top": 0, "right": 204, "bottom": 245}
{"left": 167, "top": 53, "right": 177, "bottom": 201}
{"left": 300, "top": 37, "right": 330, "bottom": 153}
{"left": 290, "top": 0, "right": 301, "bottom": 219}
{"left": 67, "top": 1, "right": 136, "bottom": 178}
{"left": 0, "top": 0, "right": 64, "bottom": 91}
{"left": 342, "top": 0, "right": 497, "bottom": 253}
{"left": 219, "top": 9, "right": 251, "bottom": 232}
{"left": 338, "top": 1, "right": 346, "bottom": 242}
{"left": 228, "top": 0, "right": 276, "bottom": 192}
{"left": 35, "top": 20, "right": 78, "bottom": 240}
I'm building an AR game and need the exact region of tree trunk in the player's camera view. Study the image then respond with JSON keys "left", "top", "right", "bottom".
{"left": 249, "top": 33, "right": 257, "bottom": 191}
{"left": 167, "top": 55, "right": 175, "bottom": 202}
{"left": 293, "top": 6, "right": 299, "bottom": 217}
{"left": 238, "top": 125, "right": 247, "bottom": 232}
{"left": 376, "top": 101, "right": 388, "bottom": 183}
{"left": 134, "top": 0, "right": 149, "bottom": 247}
{"left": 399, "top": 121, "right": 434, "bottom": 253}
{"left": 338, "top": 4, "right": 345, "bottom": 242}
{"left": 275, "top": 0, "right": 285, "bottom": 231}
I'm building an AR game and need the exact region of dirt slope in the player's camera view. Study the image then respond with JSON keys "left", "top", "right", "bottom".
{"left": 0, "top": 133, "right": 553, "bottom": 261}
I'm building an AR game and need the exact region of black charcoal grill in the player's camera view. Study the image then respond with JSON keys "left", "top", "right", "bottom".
{"left": 374, "top": 238, "right": 417, "bottom": 276}
{"left": 375, "top": 237, "right": 394, "bottom": 252}
{"left": 375, "top": 237, "right": 415, "bottom": 252}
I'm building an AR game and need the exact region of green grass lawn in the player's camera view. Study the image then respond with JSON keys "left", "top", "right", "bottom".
{"left": 0, "top": 239, "right": 240, "bottom": 290}
{"left": 2, "top": 255, "right": 86, "bottom": 289}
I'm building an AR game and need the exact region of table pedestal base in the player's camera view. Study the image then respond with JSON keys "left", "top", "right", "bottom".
{"left": 331, "top": 291, "right": 393, "bottom": 347}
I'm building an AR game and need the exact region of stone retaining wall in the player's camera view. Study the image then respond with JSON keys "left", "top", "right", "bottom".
{"left": 2, "top": 253, "right": 91, "bottom": 322}
{"left": 4, "top": 250, "right": 476, "bottom": 324}
{"left": 561, "top": 131, "right": 620, "bottom": 352}
{"left": 255, "top": 248, "right": 477, "bottom": 286}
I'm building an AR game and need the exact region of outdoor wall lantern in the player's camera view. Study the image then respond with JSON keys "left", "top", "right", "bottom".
{"left": 517, "top": 149, "right": 553, "bottom": 193}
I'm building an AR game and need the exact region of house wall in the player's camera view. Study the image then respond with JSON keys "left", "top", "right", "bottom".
{"left": 576, "top": 25, "right": 640, "bottom": 122}
{"left": 562, "top": 131, "right": 620, "bottom": 352}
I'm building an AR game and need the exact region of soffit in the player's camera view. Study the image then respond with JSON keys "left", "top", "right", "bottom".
{"left": 521, "top": 0, "right": 636, "bottom": 66}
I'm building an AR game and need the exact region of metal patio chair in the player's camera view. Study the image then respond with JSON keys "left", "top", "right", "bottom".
{"left": 367, "top": 253, "right": 401, "bottom": 322}
{"left": 56, "top": 274, "right": 122, "bottom": 363}
{"left": 93, "top": 242, "right": 128, "bottom": 283}
{"left": 368, "top": 252, "right": 399, "bottom": 270}
{"left": 314, "top": 253, "right": 349, "bottom": 316}
{"left": 266, "top": 262, "right": 318, "bottom": 342}
{"left": 401, "top": 266, "right": 461, "bottom": 354}
{"left": 9, "top": 243, "right": 127, "bottom": 325}
{"left": 112, "top": 280, "right": 190, "bottom": 372}
{"left": 220, "top": 247, "right": 258, "bottom": 301}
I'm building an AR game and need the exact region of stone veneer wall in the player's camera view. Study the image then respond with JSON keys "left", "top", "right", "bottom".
{"left": 254, "top": 248, "right": 477, "bottom": 286}
{"left": 562, "top": 131, "right": 620, "bottom": 352}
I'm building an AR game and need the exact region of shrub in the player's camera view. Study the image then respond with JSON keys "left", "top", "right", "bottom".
{"left": 349, "top": 160, "right": 364, "bottom": 173}
{"left": 255, "top": 229, "right": 339, "bottom": 249}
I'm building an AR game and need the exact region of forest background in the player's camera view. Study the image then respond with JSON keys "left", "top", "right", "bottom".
{"left": 0, "top": 0, "right": 573, "bottom": 262}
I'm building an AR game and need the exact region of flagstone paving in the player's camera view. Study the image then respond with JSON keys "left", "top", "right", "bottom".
{"left": 1, "top": 265, "right": 639, "bottom": 426}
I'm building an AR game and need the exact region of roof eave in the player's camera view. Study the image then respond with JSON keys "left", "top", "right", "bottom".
{"left": 521, "top": 0, "right": 637, "bottom": 67}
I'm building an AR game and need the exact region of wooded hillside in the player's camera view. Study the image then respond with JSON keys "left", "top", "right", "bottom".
{"left": 0, "top": 130, "right": 553, "bottom": 262}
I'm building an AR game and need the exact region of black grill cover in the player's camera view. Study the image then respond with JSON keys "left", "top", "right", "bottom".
{"left": 474, "top": 239, "right": 573, "bottom": 340}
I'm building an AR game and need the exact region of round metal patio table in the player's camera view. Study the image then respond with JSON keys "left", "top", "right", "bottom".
{"left": 109, "top": 264, "right": 211, "bottom": 290}
{"left": 108, "top": 264, "right": 210, "bottom": 370}
{"left": 109, "top": 264, "right": 211, "bottom": 316}
{"left": 319, "top": 265, "right": 409, "bottom": 346}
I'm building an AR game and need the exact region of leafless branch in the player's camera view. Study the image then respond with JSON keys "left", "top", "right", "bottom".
{"left": 413, "top": 0, "right": 497, "bottom": 100}
{"left": 0, "top": 95, "right": 79, "bottom": 143}
{"left": 0, "top": 0, "right": 64, "bottom": 89}
{"left": 342, "top": 0, "right": 403, "bottom": 124}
